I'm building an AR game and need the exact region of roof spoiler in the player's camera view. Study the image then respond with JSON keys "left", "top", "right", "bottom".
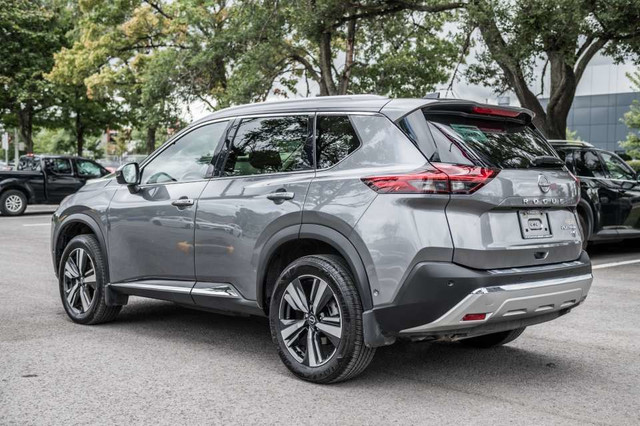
{"left": 422, "top": 100, "right": 534, "bottom": 122}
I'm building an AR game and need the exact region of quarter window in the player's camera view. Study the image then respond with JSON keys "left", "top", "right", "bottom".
{"left": 141, "top": 121, "right": 229, "bottom": 184}
{"left": 223, "top": 116, "right": 312, "bottom": 176}
{"left": 315, "top": 115, "right": 361, "bottom": 168}
{"left": 574, "top": 150, "right": 606, "bottom": 178}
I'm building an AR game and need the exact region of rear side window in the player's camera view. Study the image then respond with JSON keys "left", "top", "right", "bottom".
{"left": 18, "top": 157, "right": 40, "bottom": 171}
{"left": 224, "top": 116, "right": 312, "bottom": 176}
{"left": 44, "top": 158, "right": 72, "bottom": 175}
{"left": 315, "top": 115, "right": 360, "bottom": 168}
{"left": 574, "top": 150, "right": 606, "bottom": 178}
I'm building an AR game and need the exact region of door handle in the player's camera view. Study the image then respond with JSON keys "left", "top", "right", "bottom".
{"left": 266, "top": 191, "right": 295, "bottom": 201}
{"left": 171, "top": 197, "right": 194, "bottom": 208}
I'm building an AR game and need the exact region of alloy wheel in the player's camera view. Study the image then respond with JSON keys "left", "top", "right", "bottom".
{"left": 278, "top": 274, "right": 342, "bottom": 367}
{"left": 5, "top": 194, "right": 23, "bottom": 213}
{"left": 63, "top": 248, "right": 97, "bottom": 314}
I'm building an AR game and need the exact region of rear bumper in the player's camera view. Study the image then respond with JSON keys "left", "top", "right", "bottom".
{"left": 362, "top": 251, "right": 592, "bottom": 347}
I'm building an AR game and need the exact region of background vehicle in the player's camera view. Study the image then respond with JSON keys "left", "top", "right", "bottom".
{"left": 550, "top": 140, "right": 640, "bottom": 247}
{"left": 0, "top": 161, "right": 12, "bottom": 171}
{"left": 51, "top": 96, "right": 591, "bottom": 383}
{"left": 0, "top": 154, "right": 110, "bottom": 216}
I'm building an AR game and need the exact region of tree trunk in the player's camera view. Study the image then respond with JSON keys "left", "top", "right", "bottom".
{"left": 146, "top": 126, "right": 157, "bottom": 154}
{"left": 318, "top": 32, "right": 338, "bottom": 96}
{"left": 339, "top": 19, "right": 357, "bottom": 95}
{"left": 17, "top": 104, "right": 34, "bottom": 153}
{"left": 76, "top": 111, "right": 84, "bottom": 157}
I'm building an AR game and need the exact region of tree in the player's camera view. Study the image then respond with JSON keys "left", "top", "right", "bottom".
{"left": 48, "top": 2, "right": 191, "bottom": 154}
{"left": 466, "top": 0, "right": 640, "bottom": 139}
{"left": 620, "top": 70, "right": 640, "bottom": 159}
{"left": 0, "top": 0, "right": 66, "bottom": 152}
{"left": 219, "top": 0, "right": 463, "bottom": 104}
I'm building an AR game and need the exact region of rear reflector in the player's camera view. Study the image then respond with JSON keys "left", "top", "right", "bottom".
{"left": 462, "top": 313, "right": 487, "bottom": 321}
{"left": 362, "top": 163, "right": 498, "bottom": 195}
{"left": 471, "top": 106, "right": 521, "bottom": 118}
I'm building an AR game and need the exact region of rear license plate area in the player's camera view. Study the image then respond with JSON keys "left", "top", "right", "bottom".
{"left": 518, "top": 210, "right": 551, "bottom": 239}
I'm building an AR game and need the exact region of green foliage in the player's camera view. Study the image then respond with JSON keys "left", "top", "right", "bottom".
{"left": 566, "top": 128, "right": 582, "bottom": 142}
{"left": 466, "top": 0, "right": 640, "bottom": 139}
{"left": 626, "top": 159, "right": 640, "bottom": 172}
{"left": 620, "top": 70, "right": 640, "bottom": 159}
{"left": 0, "top": 0, "right": 68, "bottom": 150}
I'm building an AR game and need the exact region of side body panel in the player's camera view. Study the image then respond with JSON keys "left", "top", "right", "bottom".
{"left": 107, "top": 181, "right": 208, "bottom": 283}
{"left": 194, "top": 171, "right": 314, "bottom": 301}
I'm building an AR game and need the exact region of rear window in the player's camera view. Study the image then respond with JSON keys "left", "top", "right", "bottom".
{"left": 400, "top": 110, "right": 557, "bottom": 169}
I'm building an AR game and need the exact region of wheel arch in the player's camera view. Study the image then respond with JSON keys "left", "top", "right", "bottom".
{"left": 256, "top": 224, "right": 373, "bottom": 315}
{"left": 0, "top": 181, "right": 34, "bottom": 203}
{"left": 53, "top": 214, "right": 108, "bottom": 280}
{"left": 576, "top": 199, "right": 594, "bottom": 240}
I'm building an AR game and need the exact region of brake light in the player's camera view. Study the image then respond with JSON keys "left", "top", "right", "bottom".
{"left": 362, "top": 163, "right": 498, "bottom": 195}
{"left": 471, "top": 106, "right": 521, "bottom": 118}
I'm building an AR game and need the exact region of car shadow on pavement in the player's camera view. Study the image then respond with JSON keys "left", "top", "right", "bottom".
{"left": 106, "top": 298, "right": 575, "bottom": 386}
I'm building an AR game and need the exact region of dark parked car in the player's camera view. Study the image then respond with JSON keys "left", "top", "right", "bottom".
{"left": 0, "top": 155, "right": 110, "bottom": 216}
{"left": 550, "top": 140, "right": 640, "bottom": 247}
{"left": 51, "top": 96, "right": 592, "bottom": 383}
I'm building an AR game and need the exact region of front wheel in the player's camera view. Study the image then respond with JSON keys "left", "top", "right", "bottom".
{"left": 269, "top": 255, "right": 375, "bottom": 383}
{"left": 59, "top": 234, "right": 121, "bottom": 325}
{"left": 0, "top": 189, "right": 27, "bottom": 216}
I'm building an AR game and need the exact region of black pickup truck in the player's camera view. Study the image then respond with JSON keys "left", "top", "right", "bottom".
{"left": 0, "top": 155, "right": 110, "bottom": 216}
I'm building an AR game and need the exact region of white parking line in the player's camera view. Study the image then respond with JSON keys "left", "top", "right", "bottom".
{"left": 593, "top": 259, "right": 640, "bottom": 270}
{"left": 22, "top": 223, "right": 51, "bottom": 227}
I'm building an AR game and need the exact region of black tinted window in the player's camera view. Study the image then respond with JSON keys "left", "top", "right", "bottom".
{"left": 76, "top": 160, "right": 105, "bottom": 178}
{"left": 574, "top": 150, "right": 606, "bottom": 178}
{"left": 44, "top": 158, "right": 72, "bottom": 175}
{"left": 427, "top": 115, "right": 556, "bottom": 169}
{"left": 316, "top": 115, "right": 360, "bottom": 168}
{"left": 600, "top": 151, "right": 636, "bottom": 180}
{"left": 224, "top": 116, "right": 312, "bottom": 176}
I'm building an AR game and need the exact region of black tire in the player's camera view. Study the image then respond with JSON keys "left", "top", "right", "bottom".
{"left": 269, "top": 255, "right": 375, "bottom": 384}
{"left": 58, "top": 234, "right": 121, "bottom": 325}
{"left": 460, "top": 327, "right": 526, "bottom": 348}
{"left": 0, "top": 189, "right": 27, "bottom": 216}
{"left": 577, "top": 211, "right": 589, "bottom": 250}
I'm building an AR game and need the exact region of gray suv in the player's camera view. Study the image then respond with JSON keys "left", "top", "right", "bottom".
{"left": 51, "top": 95, "right": 593, "bottom": 383}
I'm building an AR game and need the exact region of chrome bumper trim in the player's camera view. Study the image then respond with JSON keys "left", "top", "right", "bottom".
{"left": 400, "top": 273, "right": 593, "bottom": 335}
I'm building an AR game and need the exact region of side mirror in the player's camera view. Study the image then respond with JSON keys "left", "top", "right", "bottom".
{"left": 115, "top": 162, "right": 140, "bottom": 186}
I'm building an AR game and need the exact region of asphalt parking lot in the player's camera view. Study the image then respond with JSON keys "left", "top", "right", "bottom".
{"left": 1, "top": 206, "right": 639, "bottom": 425}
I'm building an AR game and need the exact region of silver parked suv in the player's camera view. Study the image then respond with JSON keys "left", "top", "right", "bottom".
{"left": 51, "top": 95, "right": 593, "bottom": 383}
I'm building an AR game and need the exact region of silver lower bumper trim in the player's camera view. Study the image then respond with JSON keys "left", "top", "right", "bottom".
{"left": 400, "top": 273, "right": 593, "bottom": 334}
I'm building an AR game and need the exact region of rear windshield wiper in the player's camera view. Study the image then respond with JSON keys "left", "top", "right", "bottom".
{"left": 530, "top": 156, "right": 565, "bottom": 168}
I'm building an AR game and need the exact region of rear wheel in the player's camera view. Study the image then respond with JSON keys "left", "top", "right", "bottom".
{"left": 459, "top": 327, "right": 526, "bottom": 348}
{"left": 577, "top": 211, "right": 589, "bottom": 250}
{"left": 0, "top": 190, "right": 27, "bottom": 216}
{"left": 59, "top": 234, "right": 121, "bottom": 324}
{"left": 269, "top": 255, "right": 375, "bottom": 383}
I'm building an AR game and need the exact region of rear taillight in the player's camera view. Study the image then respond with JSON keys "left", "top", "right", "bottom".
{"left": 362, "top": 163, "right": 498, "bottom": 195}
